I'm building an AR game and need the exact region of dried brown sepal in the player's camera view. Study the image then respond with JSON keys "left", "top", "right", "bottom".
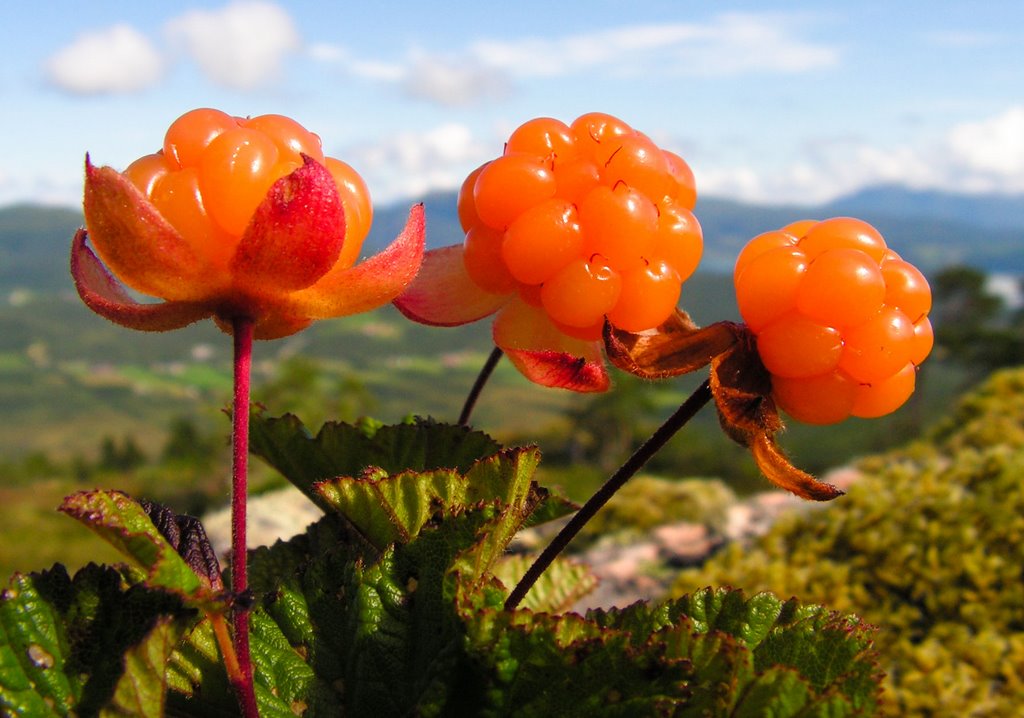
{"left": 607, "top": 315, "right": 842, "bottom": 502}
{"left": 710, "top": 327, "right": 842, "bottom": 502}
{"left": 710, "top": 330, "right": 781, "bottom": 440}
{"left": 749, "top": 432, "right": 844, "bottom": 501}
{"left": 604, "top": 309, "right": 742, "bottom": 379}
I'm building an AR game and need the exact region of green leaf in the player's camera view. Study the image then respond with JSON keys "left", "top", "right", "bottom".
{"left": 0, "top": 570, "right": 78, "bottom": 716}
{"left": 0, "top": 564, "right": 193, "bottom": 717}
{"left": 101, "top": 617, "right": 185, "bottom": 718}
{"left": 27, "top": 420, "right": 879, "bottom": 717}
{"left": 165, "top": 618, "right": 237, "bottom": 717}
{"left": 249, "top": 609, "right": 321, "bottom": 716}
{"left": 455, "top": 587, "right": 880, "bottom": 717}
{"left": 729, "top": 669, "right": 811, "bottom": 717}
{"left": 171, "top": 436, "right": 565, "bottom": 717}
{"left": 666, "top": 588, "right": 880, "bottom": 715}
{"left": 59, "top": 491, "right": 203, "bottom": 599}
{"left": 249, "top": 413, "right": 503, "bottom": 509}
{"left": 753, "top": 610, "right": 881, "bottom": 713}
{"left": 243, "top": 420, "right": 882, "bottom": 716}
{"left": 674, "top": 586, "right": 801, "bottom": 649}
{"left": 457, "top": 594, "right": 694, "bottom": 715}
{"left": 491, "top": 555, "right": 598, "bottom": 614}
{"left": 315, "top": 447, "right": 542, "bottom": 553}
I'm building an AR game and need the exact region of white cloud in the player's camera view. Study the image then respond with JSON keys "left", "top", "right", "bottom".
{"left": 947, "top": 106, "right": 1024, "bottom": 185}
{"left": 401, "top": 52, "right": 511, "bottom": 106}
{"left": 0, "top": 167, "right": 82, "bottom": 209}
{"left": 342, "top": 123, "right": 491, "bottom": 204}
{"left": 165, "top": 1, "right": 300, "bottom": 90}
{"left": 695, "top": 105, "right": 1024, "bottom": 204}
{"left": 45, "top": 24, "right": 163, "bottom": 95}
{"left": 309, "top": 42, "right": 401, "bottom": 81}
{"left": 311, "top": 12, "right": 836, "bottom": 108}
{"left": 923, "top": 30, "right": 1003, "bottom": 49}
{"left": 471, "top": 13, "right": 837, "bottom": 78}
{"left": 307, "top": 43, "right": 346, "bottom": 63}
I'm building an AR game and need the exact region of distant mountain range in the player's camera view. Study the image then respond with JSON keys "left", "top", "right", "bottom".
{"left": 3, "top": 184, "right": 1021, "bottom": 295}
{"left": 366, "top": 184, "right": 1024, "bottom": 275}
{"left": 0, "top": 204, "right": 84, "bottom": 293}
{"left": 822, "top": 185, "right": 1024, "bottom": 230}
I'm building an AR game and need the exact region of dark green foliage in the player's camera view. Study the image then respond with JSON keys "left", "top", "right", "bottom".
{"left": 0, "top": 563, "right": 192, "bottom": 717}
{"left": 247, "top": 412, "right": 506, "bottom": 509}
{"left": 672, "top": 367, "right": 1024, "bottom": 716}
{"left": 461, "top": 587, "right": 879, "bottom": 717}
{"left": 98, "top": 434, "right": 147, "bottom": 472}
{"left": 161, "top": 417, "right": 217, "bottom": 467}
{"left": 3, "top": 418, "right": 882, "bottom": 716}
{"left": 932, "top": 265, "right": 1024, "bottom": 373}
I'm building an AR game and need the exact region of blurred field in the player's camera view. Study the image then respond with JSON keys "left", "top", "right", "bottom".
{"left": 0, "top": 275, "right": 975, "bottom": 578}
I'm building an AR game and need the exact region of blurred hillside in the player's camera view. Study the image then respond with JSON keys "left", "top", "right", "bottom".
{"left": 3, "top": 183, "right": 1022, "bottom": 297}
{"left": 0, "top": 186, "right": 1019, "bottom": 576}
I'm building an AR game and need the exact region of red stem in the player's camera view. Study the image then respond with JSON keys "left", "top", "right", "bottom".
{"left": 231, "top": 316, "right": 259, "bottom": 718}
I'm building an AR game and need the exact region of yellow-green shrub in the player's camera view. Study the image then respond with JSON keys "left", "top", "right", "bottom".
{"left": 578, "top": 475, "right": 735, "bottom": 544}
{"left": 672, "top": 367, "right": 1024, "bottom": 716}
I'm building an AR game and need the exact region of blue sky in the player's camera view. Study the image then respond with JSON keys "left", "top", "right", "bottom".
{"left": 2, "top": 0, "right": 1022, "bottom": 209}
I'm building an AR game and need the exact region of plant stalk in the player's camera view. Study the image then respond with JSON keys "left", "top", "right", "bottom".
{"left": 458, "top": 346, "right": 504, "bottom": 425}
{"left": 504, "top": 378, "right": 714, "bottom": 611}
{"left": 231, "top": 316, "right": 259, "bottom": 718}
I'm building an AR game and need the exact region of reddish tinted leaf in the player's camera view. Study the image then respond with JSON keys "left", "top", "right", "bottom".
{"left": 83, "top": 159, "right": 209, "bottom": 301}
{"left": 71, "top": 229, "right": 213, "bottom": 332}
{"left": 231, "top": 156, "right": 345, "bottom": 292}
{"left": 393, "top": 244, "right": 509, "bottom": 327}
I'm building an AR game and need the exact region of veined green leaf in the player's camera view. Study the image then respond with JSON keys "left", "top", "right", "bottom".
{"left": 314, "top": 447, "right": 543, "bottom": 553}
{"left": 0, "top": 571, "right": 78, "bottom": 716}
{"left": 491, "top": 555, "right": 597, "bottom": 614}
{"left": 59, "top": 491, "right": 202, "bottom": 598}
{"left": 249, "top": 413, "right": 502, "bottom": 509}
{"left": 0, "top": 564, "right": 194, "bottom": 717}
{"left": 100, "top": 617, "right": 186, "bottom": 718}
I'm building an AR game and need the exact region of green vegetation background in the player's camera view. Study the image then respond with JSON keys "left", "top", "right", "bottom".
{"left": 0, "top": 197, "right": 1017, "bottom": 579}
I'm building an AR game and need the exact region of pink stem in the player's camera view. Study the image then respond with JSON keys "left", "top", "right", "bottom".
{"left": 231, "top": 316, "right": 259, "bottom": 718}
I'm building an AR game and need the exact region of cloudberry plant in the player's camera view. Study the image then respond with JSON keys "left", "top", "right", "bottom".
{"left": 398, "top": 113, "right": 703, "bottom": 398}
{"left": 70, "top": 107, "right": 424, "bottom": 718}
{"left": 6, "top": 106, "right": 919, "bottom": 714}
{"left": 461, "top": 113, "right": 702, "bottom": 340}
{"left": 515, "top": 219, "right": 933, "bottom": 608}
{"left": 734, "top": 217, "right": 933, "bottom": 424}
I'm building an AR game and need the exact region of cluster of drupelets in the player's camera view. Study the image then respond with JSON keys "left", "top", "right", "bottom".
{"left": 122, "top": 108, "right": 373, "bottom": 272}
{"left": 734, "top": 218, "right": 933, "bottom": 423}
{"left": 458, "top": 112, "right": 933, "bottom": 423}
{"left": 133, "top": 110, "right": 933, "bottom": 423}
{"left": 457, "top": 113, "right": 703, "bottom": 340}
